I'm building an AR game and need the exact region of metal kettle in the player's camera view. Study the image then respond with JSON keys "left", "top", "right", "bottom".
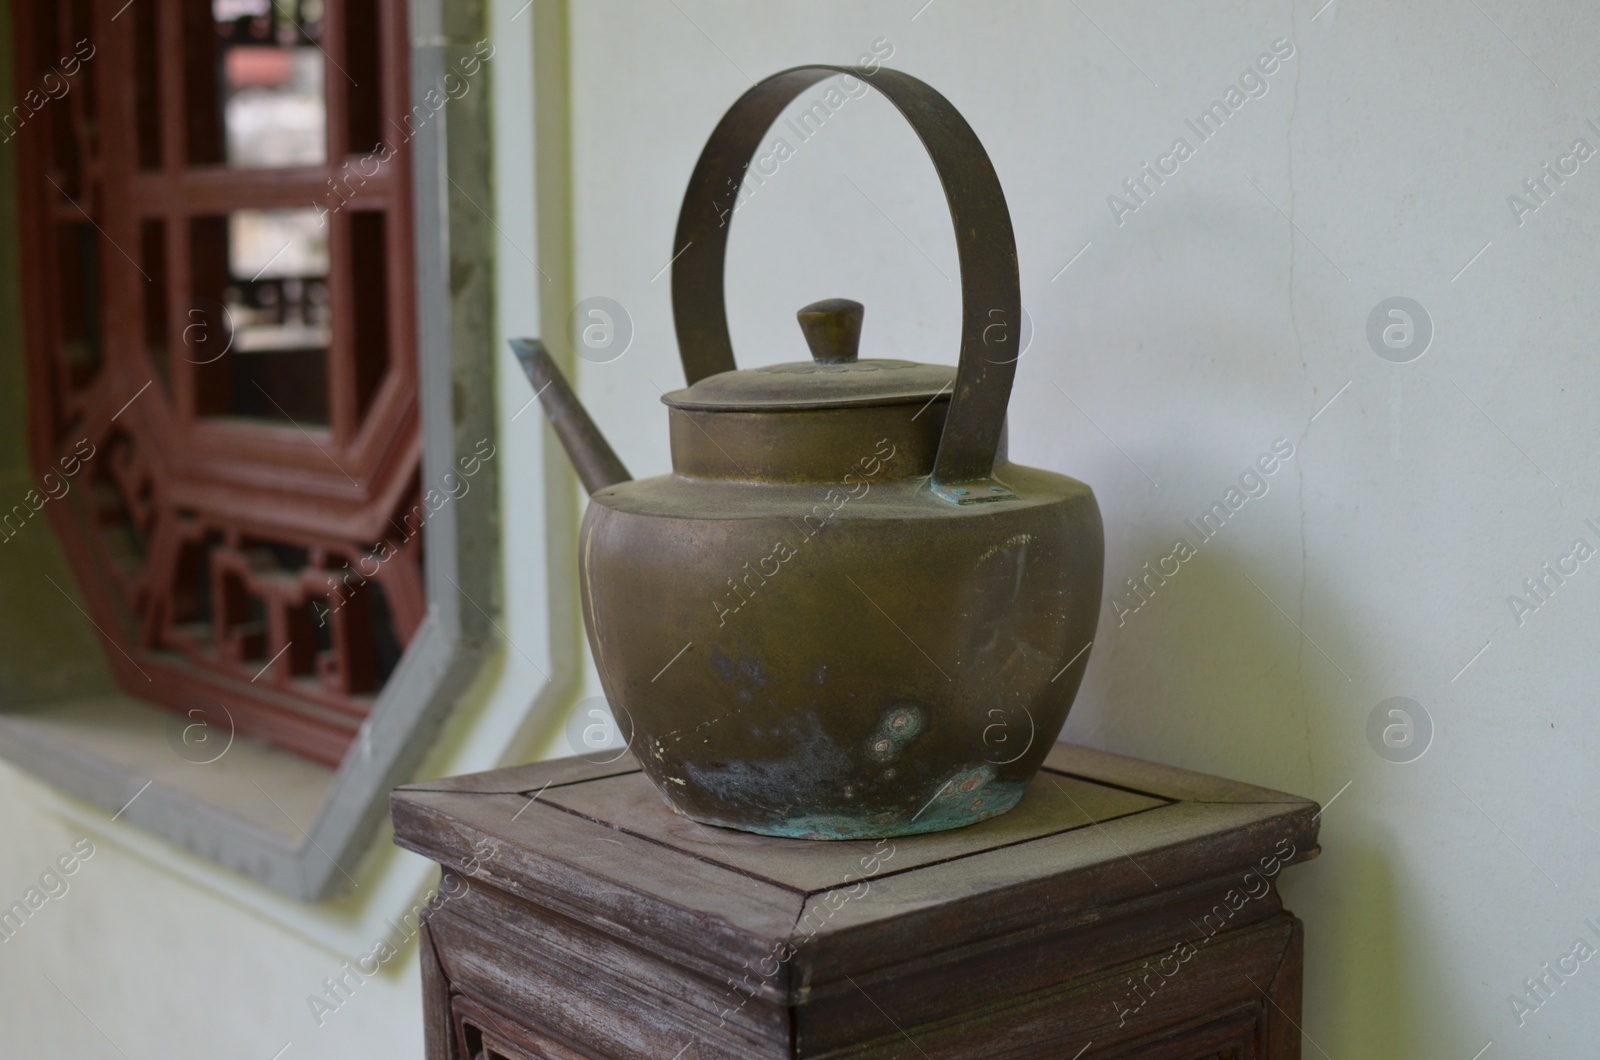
{"left": 514, "top": 65, "right": 1103, "bottom": 839}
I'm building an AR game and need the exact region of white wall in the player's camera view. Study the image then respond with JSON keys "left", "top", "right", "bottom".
{"left": 0, "top": 1, "right": 562, "bottom": 1056}
{"left": 565, "top": 1, "right": 1599, "bottom": 1056}
{"left": 4, "top": 1, "right": 1597, "bottom": 1056}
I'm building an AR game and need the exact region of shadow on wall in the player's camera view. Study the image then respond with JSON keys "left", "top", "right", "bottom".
{"left": 1070, "top": 528, "right": 1481, "bottom": 1058}
{"left": 0, "top": 471, "right": 119, "bottom": 707}
{"left": 0, "top": 112, "right": 115, "bottom": 707}
{"left": 1083, "top": 527, "right": 1341, "bottom": 790}
{"left": 1279, "top": 832, "right": 1436, "bottom": 1060}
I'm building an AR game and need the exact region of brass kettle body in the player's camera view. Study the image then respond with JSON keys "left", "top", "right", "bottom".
{"left": 515, "top": 66, "right": 1103, "bottom": 839}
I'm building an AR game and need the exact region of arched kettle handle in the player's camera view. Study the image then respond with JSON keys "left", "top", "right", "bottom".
{"left": 670, "top": 65, "right": 1021, "bottom": 499}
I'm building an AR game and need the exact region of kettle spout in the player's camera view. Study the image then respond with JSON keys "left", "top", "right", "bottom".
{"left": 510, "top": 338, "right": 632, "bottom": 495}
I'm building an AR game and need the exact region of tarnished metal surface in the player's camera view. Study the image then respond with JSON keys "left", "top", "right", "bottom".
{"left": 518, "top": 66, "right": 1103, "bottom": 839}
{"left": 580, "top": 463, "right": 1102, "bottom": 838}
{"left": 671, "top": 65, "right": 1020, "bottom": 492}
{"left": 795, "top": 298, "right": 865, "bottom": 365}
{"left": 663, "top": 358, "right": 955, "bottom": 413}
{"left": 512, "top": 338, "right": 632, "bottom": 494}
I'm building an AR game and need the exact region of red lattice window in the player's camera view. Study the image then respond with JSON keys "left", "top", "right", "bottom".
{"left": 11, "top": 0, "right": 422, "bottom": 766}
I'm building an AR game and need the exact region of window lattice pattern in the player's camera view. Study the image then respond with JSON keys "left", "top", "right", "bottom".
{"left": 11, "top": 0, "right": 422, "bottom": 765}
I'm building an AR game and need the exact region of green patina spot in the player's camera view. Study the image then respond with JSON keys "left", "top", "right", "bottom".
{"left": 865, "top": 703, "right": 926, "bottom": 762}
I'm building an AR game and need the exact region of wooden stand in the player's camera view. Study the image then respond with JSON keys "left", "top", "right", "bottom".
{"left": 391, "top": 744, "right": 1320, "bottom": 1059}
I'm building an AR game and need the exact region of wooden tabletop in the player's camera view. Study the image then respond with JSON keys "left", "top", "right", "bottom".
{"left": 391, "top": 742, "right": 1321, "bottom": 997}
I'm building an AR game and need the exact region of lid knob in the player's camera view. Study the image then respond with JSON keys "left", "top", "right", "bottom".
{"left": 796, "top": 298, "right": 863, "bottom": 365}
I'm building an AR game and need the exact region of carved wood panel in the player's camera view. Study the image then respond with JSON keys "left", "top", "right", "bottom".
{"left": 11, "top": 0, "right": 423, "bottom": 765}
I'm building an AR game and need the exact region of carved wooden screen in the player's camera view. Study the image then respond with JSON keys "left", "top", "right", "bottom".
{"left": 11, "top": 0, "right": 423, "bottom": 766}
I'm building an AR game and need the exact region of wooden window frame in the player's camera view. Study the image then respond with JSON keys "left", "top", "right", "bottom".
{"left": 14, "top": 0, "right": 426, "bottom": 766}
{"left": 0, "top": 0, "right": 547, "bottom": 903}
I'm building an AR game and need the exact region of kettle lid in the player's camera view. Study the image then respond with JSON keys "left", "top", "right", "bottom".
{"left": 662, "top": 298, "right": 954, "bottom": 412}
{"left": 669, "top": 66, "right": 1022, "bottom": 503}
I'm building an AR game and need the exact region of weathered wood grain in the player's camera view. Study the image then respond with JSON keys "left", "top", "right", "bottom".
{"left": 392, "top": 745, "right": 1319, "bottom": 1059}
{"left": 433, "top": 897, "right": 785, "bottom": 1058}
{"left": 537, "top": 766, "right": 1164, "bottom": 893}
{"left": 1044, "top": 744, "right": 1317, "bottom": 808}
{"left": 791, "top": 868, "right": 1289, "bottom": 1010}
{"left": 451, "top": 994, "right": 594, "bottom": 1060}
{"left": 782, "top": 798, "right": 1317, "bottom": 979}
{"left": 391, "top": 789, "right": 804, "bottom": 983}
{"left": 399, "top": 754, "right": 644, "bottom": 796}
{"left": 794, "top": 913, "right": 1296, "bottom": 1057}
{"left": 418, "top": 919, "right": 460, "bottom": 1060}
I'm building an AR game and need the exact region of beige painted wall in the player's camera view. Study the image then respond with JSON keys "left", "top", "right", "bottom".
{"left": 560, "top": 2, "right": 1599, "bottom": 1056}
{"left": 0, "top": 0, "right": 558, "bottom": 1056}
{"left": 4, "top": 1, "right": 1599, "bottom": 1057}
